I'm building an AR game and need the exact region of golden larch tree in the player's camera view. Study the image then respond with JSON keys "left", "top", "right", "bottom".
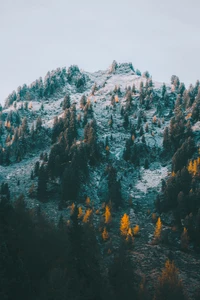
{"left": 152, "top": 115, "right": 157, "bottom": 124}
{"left": 104, "top": 205, "right": 111, "bottom": 224}
{"left": 187, "top": 160, "right": 193, "bottom": 173}
{"left": 83, "top": 208, "right": 92, "bottom": 223}
{"left": 171, "top": 171, "right": 176, "bottom": 177}
{"left": 126, "top": 227, "right": 133, "bottom": 242}
{"left": 85, "top": 196, "right": 90, "bottom": 206}
{"left": 105, "top": 145, "right": 110, "bottom": 152}
{"left": 120, "top": 213, "right": 130, "bottom": 236}
{"left": 102, "top": 227, "right": 109, "bottom": 241}
{"left": 133, "top": 225, "right": 140, "bottom": 236}
{"left": 28, "top": 101, "right": 33, "bottom": 109}
{"left": 193, "top": 159, "right": 198, "bottom": 175}
{"left": 180, "top": 227, "right": 189, "bottom": 251}
{"left": 78, "top": 207, "right": 83, "bottom": 219}
{"left": 154, "top": 217, "right": 162, "bottom": 240}
{"left": 154, "top": 260, "right": 185, "bottom": 300}
{"left": 70, "top": 203, "right": 75, "bottom": 215}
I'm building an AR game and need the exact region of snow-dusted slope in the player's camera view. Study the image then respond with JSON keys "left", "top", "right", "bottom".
{"left": 0, "top": 62, "right": 173, "bottom": 215}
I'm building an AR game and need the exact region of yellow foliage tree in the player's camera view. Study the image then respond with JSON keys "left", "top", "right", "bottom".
{"left": 78, "top": 207, "right": 83, "bottom": 219}
{"left": 152, "top": 213, "right": 157, "bottom": 222}
{"left": 28, "top": 101, "right": 33, "bottom": 109}
{"left": 83, "top": 208, "right": 92, "bottom": 223}
{"left": 187, "top": 158, "right": 200, "bottom": 176}
{"left": 133, "top": 225, "right": 140, "bottom": 236}
{"left": 193, "top": 159, "right": 198, "bottom": 175}
{"left": 126, "top": 227, "right": 134, "bottom": 243}
{"left": 180, "top": 227, "right": 189, "bottom": 251}
{"left": 154, "top": 260, "right": 184, "bottom": 300}
{"left": 105, "top": 145, "right": 110, "bottom": 152}
{"left": 5, "top": 120, "right": 11, "bottom": 128}
{"left": 187, "top": 160, "right": 193, "bottom": 173}
{"left": 70, "top": 203, "right": 75, "bottom": 215}
{"left": 154, "top": 217, "right": 162, "bottom": 240}
{"left": 171, "top": 171, "right": 176, "bottom": 177}
{"left": 102, "top": 227, "right": 109, "bottom": 241}
{"left": 85, "top": 196, "right": 90, "bottom": 206}
{"left": 120, "top": 213, "right": 130, "bottom": 236}
{"left": 115, "top": 95, "right": 119, "bottom": 103}
{"left": 104, "top": 205, "right": 111, "bottom": 224}
{"left": 152, "top": 115, "right": 157, "bottom": 124}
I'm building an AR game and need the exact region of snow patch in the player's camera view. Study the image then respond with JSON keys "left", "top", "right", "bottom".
{"left": 135, "top": 166, "right": 168, "bottom": 194}
{"left": 192, "top": 121, "right": 200, "bottom": 132}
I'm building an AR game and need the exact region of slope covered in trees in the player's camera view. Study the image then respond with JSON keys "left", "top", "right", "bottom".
{"left": 1, "top": 61, "right": 200, "bottom": 299}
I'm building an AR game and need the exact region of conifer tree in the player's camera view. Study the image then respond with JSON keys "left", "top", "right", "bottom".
{"left": 180, "top": 227, "right": 189, "bottom": 251}
{"left": 104, "top": 205, "right": 111, "bottom": 224}
{"left": 83, "top": 208, "right": 92, "bottom": 223}
{"left": 154, "top": 260, "right": 186, "bottom": 300}
{"left": 21, "top": 117, "right": 29, "bottom": 135}
{"left": 120, "top": 213, "right": 130, "bottom": 236}
{"left": 37, "top": 163, "right": 48, "bottom": 201}
{"left": 36, "top": 116, "right": 42, "bottom": 132}
{"left": 63, "top": 93, "right": 71, "bottom": 110}
{"left": 102, "top": 227, "right": 109, "bottom": 241}
{"left": 154, "top": 217, "right": 162, "bottom": 241}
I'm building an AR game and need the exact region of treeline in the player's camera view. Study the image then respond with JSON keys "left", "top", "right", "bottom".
{"left": 4, "top": 65, "right": 86, "bottom": 108}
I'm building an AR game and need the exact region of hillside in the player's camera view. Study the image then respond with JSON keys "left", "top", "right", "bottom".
{"left": 1, "top": 61, "right": 200, "bottom": 300}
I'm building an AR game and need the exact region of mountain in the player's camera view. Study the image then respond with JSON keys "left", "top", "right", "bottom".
{"left": 0, "top": 61, "right": 200, "bottom": 300}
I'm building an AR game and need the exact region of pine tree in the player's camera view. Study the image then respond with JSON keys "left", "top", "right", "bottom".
{"left": 36, "top": 116, "right": 42, "bottom": 132}
{"left": 37, "top": 164, "right": 48, "bottom": 201}
{"left": 63, "top": 93, "right": 71, "bottom": 110}
{"left": 108, "top": 243, "right": 137, "bottom": 300}
{"left": 21, "top": 117, "right": 29, "bottom": 135}
{"left": 123, "top": 113, "right": 129, "bottom": 129}
{"left": 162, "top": 83, "right": 167, "bottom": 98}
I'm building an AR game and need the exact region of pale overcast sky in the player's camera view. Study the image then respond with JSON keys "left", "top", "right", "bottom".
{"left": 1, "top": 0, "right": 200, "bottom": 105}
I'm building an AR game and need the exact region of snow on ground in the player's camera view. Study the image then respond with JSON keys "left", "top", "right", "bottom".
{"left": 135, "top": 166, "right": 168, "bottom": 194}
{"left": 192, "top": 121, "right": 200, "bottom": 132}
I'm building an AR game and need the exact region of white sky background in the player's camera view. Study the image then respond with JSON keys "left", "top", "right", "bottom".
{"left": 1, "top": 0, "right": 200, "bottom": 105}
